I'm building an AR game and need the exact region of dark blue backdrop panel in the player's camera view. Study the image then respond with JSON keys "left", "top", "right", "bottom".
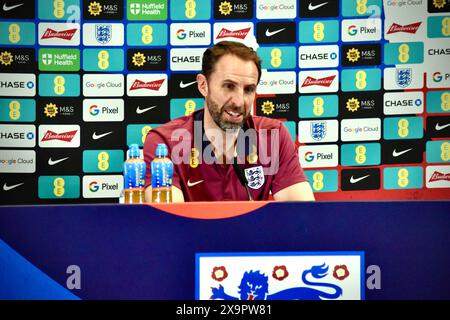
{"left": 0, "top": 201, "right": 449, "bottom": 299}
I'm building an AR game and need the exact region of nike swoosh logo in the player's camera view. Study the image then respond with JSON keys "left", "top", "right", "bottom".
{"left": 3, "top": 182, "right": 24, "bottom": 191}
{"left": 48, "top": 157, "right": 69, "bottom": 166}
{"left": 350, "top": 174, "right": 370, "bottom": 184}
{"left": 308, "top": 2, "right": 328, "bottom": 10}
{"left": 3, "top": 3, "right": 24, "bottom": 11}
{"left": 179, "top": 80, "right": 197, "bottom": 89}
{"left": 136, "top": 105, "right": 157, "bottom": 114}
{"left": 392, "top": 148, "right": 412, "bottom": 157}
{"left": 187, "top": 179, "right": 204, "bottom": 187}
{"left": 92, "top": 131, "right": 113, "bottom": 140}
{"left": 435, "top": 123, "right": 450, "bottom": 131}
{"left": 265, "top": 28, "right": 286, "bottom": 37}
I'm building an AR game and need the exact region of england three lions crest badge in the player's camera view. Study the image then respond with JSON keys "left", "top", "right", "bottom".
{"left": 244, "top": 166, "right": 265, "bottom": 190}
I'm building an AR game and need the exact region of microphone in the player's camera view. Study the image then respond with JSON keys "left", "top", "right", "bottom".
{"left": 233, "top": 157, "right": 253, "bottom": 201}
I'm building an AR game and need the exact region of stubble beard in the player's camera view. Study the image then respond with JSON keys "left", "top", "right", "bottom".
{"left": 206, "top": 97, "right": 249, "bottom": 132}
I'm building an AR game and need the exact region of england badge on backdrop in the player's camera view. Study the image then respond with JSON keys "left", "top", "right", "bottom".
{"left": 196, "top": 252, "right": 364, "bottom": 300}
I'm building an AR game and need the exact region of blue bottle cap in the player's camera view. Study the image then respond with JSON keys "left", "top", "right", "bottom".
{"left": 129, "top": 144, "right": 140, "bottom": 158}
{"left": 156, "top": 143, "right": 168, "bottom": 157}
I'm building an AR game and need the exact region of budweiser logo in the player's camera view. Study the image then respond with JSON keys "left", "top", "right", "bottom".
{"left": 428, "top": 171, "right": 450, "bottom": 183}
{"left": 387, "top": 22, "right": 421, "bottom": 34}
{"left": 41, "top": 130, "right": 77, "bottom": 142}
{"left": 301, "top": 75, "right": 336, "bottom": 87}
{"left": 130, "top": 79, "right": 165, "bottom": 91}
{"left": 41, "top": 28, "right": 78, "bottom": 40}
{"left": 216, "top": 27, "right": 251, "bottom": 39}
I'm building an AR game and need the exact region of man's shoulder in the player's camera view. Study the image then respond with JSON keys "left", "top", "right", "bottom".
{"left": 248, "top": 115, "right": 283, "bottom": 130}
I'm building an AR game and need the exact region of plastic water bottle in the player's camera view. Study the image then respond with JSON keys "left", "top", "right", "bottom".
{"left": 151, "top": 143, "right": 173, "bottom": 203}
{"left": 123, "top": 144, "right": 146, "bottom": 204}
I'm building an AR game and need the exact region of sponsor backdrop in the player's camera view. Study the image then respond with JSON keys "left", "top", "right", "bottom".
{"left": 0, "top": 0, "right": 449, "bottom": 204}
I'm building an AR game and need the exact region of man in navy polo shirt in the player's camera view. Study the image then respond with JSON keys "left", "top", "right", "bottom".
{"left": 143, "top": 41, "right": 315, "bottom": 202}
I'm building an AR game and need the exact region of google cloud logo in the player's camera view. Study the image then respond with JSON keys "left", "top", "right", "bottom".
{"left": 89, "top": 105, "right": 99, "bottom": 116}
{"left": 347, "top": 25, "right": 357, "bottom": 36}
{"left": 176, "top": 29, "right": 186, "bottom": 40}
{"left": 304, "top": 151, "right": 314, "bottom": 162}
{"left": 89, "top": 181, "right": 99, "bottom": 192}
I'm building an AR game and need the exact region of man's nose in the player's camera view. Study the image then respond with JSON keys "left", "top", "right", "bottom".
{"left": 230, "top": 88, "right": 245, "bottom": 107}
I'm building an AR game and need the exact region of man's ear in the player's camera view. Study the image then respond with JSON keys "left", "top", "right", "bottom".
{"left": 197, "top": 73, "right": 208, "bottom": 97}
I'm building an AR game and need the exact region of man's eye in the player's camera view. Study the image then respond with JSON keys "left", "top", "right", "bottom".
{"left": 225, "top": 84, "right": 235, "bottom": 90}
{"left": 245, "top": 87, "right": 255, "bottom": 94}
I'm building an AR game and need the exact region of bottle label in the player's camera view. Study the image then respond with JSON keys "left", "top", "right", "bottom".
{"left": 124, "top": 160, "right": 146, "bottom": 188}
{"left": 151, "top": 160, "right": 173, "bottom": 188}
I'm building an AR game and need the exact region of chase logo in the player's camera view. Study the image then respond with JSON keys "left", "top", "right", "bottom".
{"left": 304, "top": 170, "right": 338, "bottom": 192}
{"left": 38, "top": 0, "right": 80, "bottom": 20}
{"left": 342, "top": 44, "right": 381, "bottom": 66}
{"left": 82, "top": 23, "right": 124, "bottom": 46}
{"left": 426, "top": 140, "right": 450, "bottom": 163}
{"left": 257, "top": 46, "right": 296, "bottom": 70}
{"left": 214, "top": 0, "right": 253, "bottom": 19}
{"left": 426, "top": 90, "right": 450, "bottom": 113}
{"left": 383, "top": 116, "right": 424, "bottom": 140}
{"left": 0, "top": 99, "right": 35, "bottom": 122}
{"left": 39, "top": 74, "right": 80, "bottom": 97}
{"left": 126, "top": 23, "right": 167, "bottom": 46}
{"left": 299, "top": 145, "right": 338, "bottom": 168}
{"left": 170, "top": 0, "right": 210, "bottom": 20}
{"left": 0, "top": 124, "right": 36, "bottom": 148}
{"left": 83, "top": 150, "right": 124, "bottom": 173}
{"left": 0, "top": 22, "right": 35, "bottom": 45}
{"left": 341, "top": 68, "right": 381, "bottom": 92}
{"left": 38, "top": 176, "right": 80, "bottom": 199}
{"left": 127, "top": 0, "right": 168, "bottom": 20}
{"left": 341, "top": 143, "right": 381, "bottom": 166}
{"left": 127, "top": 123, "right": 162, "bottom": 146}
{"left": 383, "top": 167, "right": 423, "bottom": 190}
{"left": 299, "top": 45, "right": 339, "bottom": 69}
{"left": 170, "top": 48, "right": 204, "bottom": 71}
{"left": 342, "top": 0, "right": 382, "bottom": 17}
{"left": 384, "top": 42, "right": 424, "bottom": 65}
{"left": 83, "top": 99, "right": 124, "bottom": 122}
{"left": 299, "top": 20, "right": 339, "bottom": 43}
{"left": 82, "top": 175, "right": 123, "bottom": 198}
{"left": 298, "top": 95, "right": 338, "bottom": 119}
{"left": 341, "top": 19, "right": 382, "bottom": 42}
{"left": 83, "top": 48, "right": 124, "bottom": 72}
{"left": 170, "top": 98, "right": 203, "bottom": 120}
{"left": 83, "top": 0, "right": 123, "bottom": 20}
{"left": 383, "top": 92, "right": 424, "bottom": 115}
{"left": 298, "top": 119, "right": 338, "bottom": 143}
{"left": 0, "top": 73, "right": 36, "bottom": 97}
{"left": 127, "top": 49, "right": 166, "bottom": 71}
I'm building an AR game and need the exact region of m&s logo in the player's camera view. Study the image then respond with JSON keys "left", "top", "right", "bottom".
{"left": 89, "top": 181, "right": 99, "bottom": 192}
